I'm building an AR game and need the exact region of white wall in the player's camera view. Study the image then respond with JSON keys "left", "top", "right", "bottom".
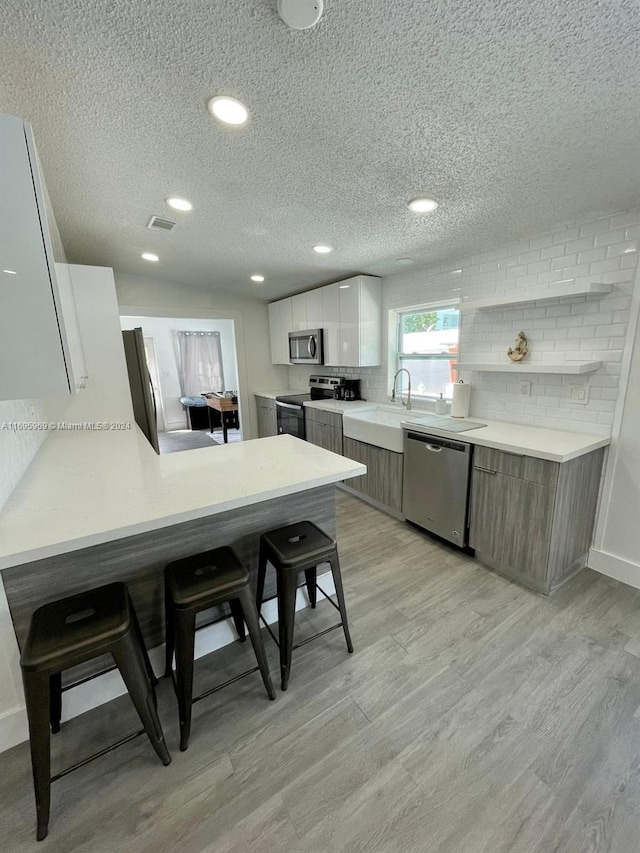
{"left": 120, "top": 316, "right": 238, "bottom": 431}
{"left": 115, "top": 274, "right": 288, "bottom": 439}
{"left": 288, "top": 210, "right": 639, "bottom": 437}
{"left": 590, "top": 259, "right": 640, "bottom": 587}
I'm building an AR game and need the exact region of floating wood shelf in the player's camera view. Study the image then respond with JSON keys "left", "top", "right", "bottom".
{"left": 461, "top": 280, "right": 613, "bottom": 311}
{"left": 456, "top": 361, "right": 603, "bottom": 375}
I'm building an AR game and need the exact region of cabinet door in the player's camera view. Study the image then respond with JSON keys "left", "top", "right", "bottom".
{"left": 469, "top": 468, "right": 554, "bottom": 591}
{"left": 321, "top": 283, "right": 341, "bottom": 366}
{"left": 306, "top": 289, "right": 323, "bottom": 331}
{"left": 291, "top": 294, "right": 307, "bottom": 331}
{"left": 343, "top": 437, "right": 403, "bottom": 512}
{"left": 306, "top": 419, "right": 343, "bottom": 455}
{"left": 339, "top": 278, "right": 360, "bottom": 367}
{"left": 256, "top": 397, "right": 277, "bottom": 437}
{"left": 0, "top": 116, "right": 71, "bottom": 399}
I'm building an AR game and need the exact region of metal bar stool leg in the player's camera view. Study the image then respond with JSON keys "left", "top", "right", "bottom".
{"left": 329, "top": 553, "right": 354, "bottom": 654}
{"left": 277, "top": 568, "right": 299, "bottom": 691}
{"left": 304, "top": 567, "right": 318, "bottom": 608}
{"left": 22, "top": 669, "right": 52, "bottom": 841}
{"left": 228, "top": 598, "right": 247, "bottom": 642}
{"left": 236, "top": 585, "right": 276, "bottom": 700}
{"left": 256, "top": 543, "right": 268, "bottom": 613}
{"left": 129, "top": 594, "right": 158, "bottom": 690}
{"left": 111, "top": 632, "right": 171, "bottom": 766}
{"left": 164, "top": 576, "right": 175, "bottom": 679}
{"left": 49, "top": 672, "right": 62, "bottom": 735}
{"left": 174, "top": 608, "right": 196, "bottom": 751}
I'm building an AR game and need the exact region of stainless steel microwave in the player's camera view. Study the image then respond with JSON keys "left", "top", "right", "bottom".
{"left": 288, "top": 329, "right": 324, "bottom": 364}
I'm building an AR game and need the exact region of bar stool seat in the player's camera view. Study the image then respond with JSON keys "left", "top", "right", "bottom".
{"left": 257, "top": 520, "right": 354, "bottom": 691}
{"left": 164, "top": 546, "right": 276, "bottom": 752}
{"left": 20, "top": 582, "right": 171, "bottom": 842}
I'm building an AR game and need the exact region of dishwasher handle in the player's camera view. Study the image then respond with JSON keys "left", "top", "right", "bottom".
{"left": 406, "top": 431, "right": 471, "bottom": 454}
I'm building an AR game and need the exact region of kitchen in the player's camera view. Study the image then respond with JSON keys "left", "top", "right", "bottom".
{"left": 1, "top": 2, "right": 640, "bottom": 851}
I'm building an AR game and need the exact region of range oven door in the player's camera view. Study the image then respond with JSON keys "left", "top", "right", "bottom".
{"left": 276, "top": 401, "right": 306, "bottom": 439}
{"left": 288, "top": 329, "right": 324, "bottom": 365}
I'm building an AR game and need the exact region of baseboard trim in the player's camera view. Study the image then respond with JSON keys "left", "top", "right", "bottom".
{"left": 0, "top": 574, "right": 335, "bottom": 753}
{"left": 588, "top": 548, "right": 640, "bottom": 590}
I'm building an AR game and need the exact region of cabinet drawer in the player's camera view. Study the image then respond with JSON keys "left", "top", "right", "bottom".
{"left": 305, "top": 407, "right": 342, "bottom": 428}
{"left": 473, "top": 446, "right": 558, "bottom": 487}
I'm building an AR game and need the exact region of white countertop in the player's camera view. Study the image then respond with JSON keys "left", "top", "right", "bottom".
{"left": 303, "top": 400, "right": 376, "bottom": 414}
{"left": 401, "top": 416, "right": 610, "bottom": 463}
{"left": 0, "top": 431, "right": 365, "bottom": 569}
{"left": 253, "top": 388, "right": 298, "bottom": 400}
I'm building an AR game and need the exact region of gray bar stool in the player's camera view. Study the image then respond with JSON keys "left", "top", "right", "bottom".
{"left": 164, "top": 545, "right": 276, "bottom": 752}
{"left": 256, "top": 520, "right": 354, "bottom": 691}
{"left": 20, "top": 582, "right": 171, "bottom": 841}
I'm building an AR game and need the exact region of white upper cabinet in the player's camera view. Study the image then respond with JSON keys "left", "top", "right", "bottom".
{"left": 0, "top": 115, "right": 78, "bottom": 400}
{"left": 305, "top": 288, "right": 323, "bottom": 330}
{"left": 321, "top": 283, "right": 341, "bottom": 366}
{"left": 291, "top": 293, "right": 307, "bottom": 331}
{"left": 268, "top": 275, "right": 382, "bottom": 367}
{"left": 0, "top": 116, "right": 88, "bottom": 400}
{"left": 326, "top": 275, "right": 382, "bottom": 367}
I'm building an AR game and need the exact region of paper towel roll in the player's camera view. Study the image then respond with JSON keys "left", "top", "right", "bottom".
{"left": 450, "top": 382, "right": 471, "bottom": 418}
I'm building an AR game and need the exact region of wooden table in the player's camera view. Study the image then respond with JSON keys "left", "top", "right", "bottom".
{"left": 203, "top": 394, "right": 239, "bottom": 443}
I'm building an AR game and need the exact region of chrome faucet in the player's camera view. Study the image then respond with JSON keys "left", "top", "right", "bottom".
{"left": 391, "top": 368, "right": 412, "bottom": 410}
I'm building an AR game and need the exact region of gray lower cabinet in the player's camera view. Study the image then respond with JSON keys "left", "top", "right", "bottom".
{"left": 256, "top": 395, "right": 277, "bottom": 437}
{"left": 469, "top": 445, "right": 605, "bottom": 594}
{"left": 343, "top": 436, "right": 403, "bottom": 513}
{"left": 305, "top": 407, "right": 343, "bottom": 454}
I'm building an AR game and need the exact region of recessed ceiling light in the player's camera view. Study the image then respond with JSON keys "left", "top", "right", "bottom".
{"left": 207, "top": 96, "right": 249, "bottom": 126}
{"left": 407, "top": 197, "right": 438, "bottom": 213}
{"left": 339, "top": 284, "right": 350, "bottom": 289}
{"left": 2, "top": 269, "right": 17, "bottom": 275}
{"left": 251, "top": 274, "right": 265, "bottom": 282}
{"left": 395, "top": 258, "right": 415, "bottom": 266}
{"left": 313, "top": 245, "right": 333, "bottom": 254}
{"left": 166, "top": 197, "right": 192, "bottom": 212}
{"left": 141, "top": 252, "right": 159, "bottom": 262}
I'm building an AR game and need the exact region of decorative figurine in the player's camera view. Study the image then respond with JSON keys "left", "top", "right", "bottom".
{"left": 507, "top": 331, "right": 529, "bottom": 362}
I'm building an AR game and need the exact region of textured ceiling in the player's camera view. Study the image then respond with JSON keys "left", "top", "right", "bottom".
{"left": 1, "top": 0, "right": 639, "bottom": 300}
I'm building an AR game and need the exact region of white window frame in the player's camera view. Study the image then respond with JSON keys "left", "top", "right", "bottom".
{"left": 388, "top": 299, "right": 461, "bottom": 400}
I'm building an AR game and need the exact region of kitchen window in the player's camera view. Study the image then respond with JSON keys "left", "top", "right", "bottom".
{"left": 396, "top": 305, "right": 459, "bottom": 398}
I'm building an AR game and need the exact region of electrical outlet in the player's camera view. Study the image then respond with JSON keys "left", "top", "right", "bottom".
{"left": 569, "top": 384, "right": 589, "bottom": 405}
{"left": 519, "top": 381, "right": 531, "bottom": 397}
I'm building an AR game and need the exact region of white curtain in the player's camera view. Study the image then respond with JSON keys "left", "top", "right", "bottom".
{"left": 177, "top": 331, "right": 225, "bottom": 395}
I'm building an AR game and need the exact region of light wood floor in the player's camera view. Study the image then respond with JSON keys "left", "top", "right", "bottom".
{"left": 1, "top": 491, "right": 639, "bottom": 852}
{"left": 158, "top": 429, "right": 242, "bottom": 454}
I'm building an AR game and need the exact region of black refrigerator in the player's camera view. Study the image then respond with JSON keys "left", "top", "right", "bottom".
{"left": 122, "top": 328, "right": 160, "bottom": 454}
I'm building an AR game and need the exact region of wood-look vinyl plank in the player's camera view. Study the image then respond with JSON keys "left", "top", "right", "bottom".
{"left": 299, "top": 759, "right": 430, "bottom": 853}
{"left": 2, "top": 491, "right": 639, "bottom": 853}
{"left": 531, "top": 650, "right": 640, "bottom": 809}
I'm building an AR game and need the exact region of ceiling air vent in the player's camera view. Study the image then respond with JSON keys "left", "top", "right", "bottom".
{"left": 147, "top": 215, "right": 176, "bottom": 231}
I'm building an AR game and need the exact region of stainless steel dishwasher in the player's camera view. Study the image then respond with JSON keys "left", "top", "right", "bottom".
{"left": 402, "top": 431, "right": 473, "bottom": 547}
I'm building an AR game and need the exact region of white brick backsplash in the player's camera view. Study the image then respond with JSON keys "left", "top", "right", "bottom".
{"left": 607, "top": 241, "right": 638, "bottom": 258}
{"left": 594, "top": 228, "right": 626, "bottom": 247}
{"left": 541, "top": 243, "right": 570, "bottom": 260}
{"left": 578, "top": 247, "right": 608, "bottom": 265}
{"left": 553, "top": 227, "right": 581, "bottom": 244}
{"left": 610, "top": 211, "right": 640, "bottom": 229}
{"left": 287, "top": 210, "right": 639, "bottom": 437}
